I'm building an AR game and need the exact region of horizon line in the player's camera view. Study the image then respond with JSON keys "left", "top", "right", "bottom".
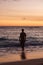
{"left": 0, "top": 26, "right": 43, "bottom": 27}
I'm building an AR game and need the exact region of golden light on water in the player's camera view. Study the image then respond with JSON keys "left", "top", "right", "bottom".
{"left": 0, "top": 51, "right": 43, "bottom": 63}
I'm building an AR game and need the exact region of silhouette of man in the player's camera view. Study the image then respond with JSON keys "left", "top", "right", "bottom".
{"left": 19, "top": 29, "right": 26, "bottom": 51}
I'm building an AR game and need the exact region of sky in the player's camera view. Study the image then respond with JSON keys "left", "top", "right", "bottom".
{"left": 0, "top": 0, "right": 43, "bottom": 26}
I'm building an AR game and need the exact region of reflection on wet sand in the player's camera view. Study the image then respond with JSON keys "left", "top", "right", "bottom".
{"left": 21, "top": 51, "right": 26, "bottom": 60}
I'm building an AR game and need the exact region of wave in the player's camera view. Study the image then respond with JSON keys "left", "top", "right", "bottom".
{"left": 0, "top": 37, "right": 43, "bottom": 48}
{"left": 0, "top": 36, "right": 43, "bottom": 56}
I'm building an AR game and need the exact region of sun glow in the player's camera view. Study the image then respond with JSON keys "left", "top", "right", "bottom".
{"left": 0, "top": 0, "right": 43, "bottom": 26}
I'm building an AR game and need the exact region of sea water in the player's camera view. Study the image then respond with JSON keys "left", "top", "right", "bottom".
{"left": 0, "top": 26, "right": 43, "bottom": 56}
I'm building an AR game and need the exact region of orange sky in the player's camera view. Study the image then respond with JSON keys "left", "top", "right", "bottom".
{"left": 0, "top": 0, "right": 43, "bottom": 26}
{"left": 0, "top": 20, "right": 43, "bottom": 26}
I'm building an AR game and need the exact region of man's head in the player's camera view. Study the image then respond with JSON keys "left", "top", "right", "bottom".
{"left": 22, "top": 29, "right": 24, "bottom": 32}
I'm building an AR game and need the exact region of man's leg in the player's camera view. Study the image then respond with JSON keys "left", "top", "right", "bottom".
{"left": 20, "top": 41, "right": 25, "bottom": 51}
{"left": 22, "top": 42, "right": 25, "bottom": 51}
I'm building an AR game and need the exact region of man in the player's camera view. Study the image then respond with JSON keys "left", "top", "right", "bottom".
{"left": 19, "top": 29, "right": 26, "bottom": 51}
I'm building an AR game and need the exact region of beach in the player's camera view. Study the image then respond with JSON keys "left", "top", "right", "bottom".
{"left": 0, "top": 0, "right": 43, "bottom": 64}
{"left": 0, "top": 50, "right": 43, "bottom": 65}
{"left": 0, "top": 57, "right": 43, "bottom": 65}
{"left": 0, "top": 58, "right": 43, "bottom": 65}
{"left": 0, "top": 26, "right": 43, "bottom": 65}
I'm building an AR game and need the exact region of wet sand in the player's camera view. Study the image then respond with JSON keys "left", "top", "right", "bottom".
{"left": 0, "top": 58, "right": 43, "bottom": 65}
{"left": 0, "top": 51, "right": 43, "bottom": 65}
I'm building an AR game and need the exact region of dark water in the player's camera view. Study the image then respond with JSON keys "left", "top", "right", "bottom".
{"left": 0, "top": 26, "right": 43, "bottom": 56}
{"left": 0, "top": 26, "right": 43, "bottom": 44}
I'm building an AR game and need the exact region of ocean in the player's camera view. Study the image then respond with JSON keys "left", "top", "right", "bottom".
{"left": 0, "top": 26, "right": 43, "bottom": 56}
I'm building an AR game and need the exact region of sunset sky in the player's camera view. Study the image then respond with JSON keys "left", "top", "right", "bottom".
{"left": 0, "top": 0, "right": 43, "bottom": 26}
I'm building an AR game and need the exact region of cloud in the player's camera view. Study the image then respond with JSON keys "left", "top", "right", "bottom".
{"left": 13, "top": 0, "right": 20, "bottom": 1}
{"left": 0, "top": 0, "right": 20, "bottom": 1}
{"left": 21, "top": 16, "right": 43, "bottom": 21}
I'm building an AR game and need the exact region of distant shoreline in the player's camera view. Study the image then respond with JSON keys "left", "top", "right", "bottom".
{"left": 0, "top": 26, "right": 43, "bottom": 29}
{"left": 0, "top": 26, "right": 43, "bottom": 27}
